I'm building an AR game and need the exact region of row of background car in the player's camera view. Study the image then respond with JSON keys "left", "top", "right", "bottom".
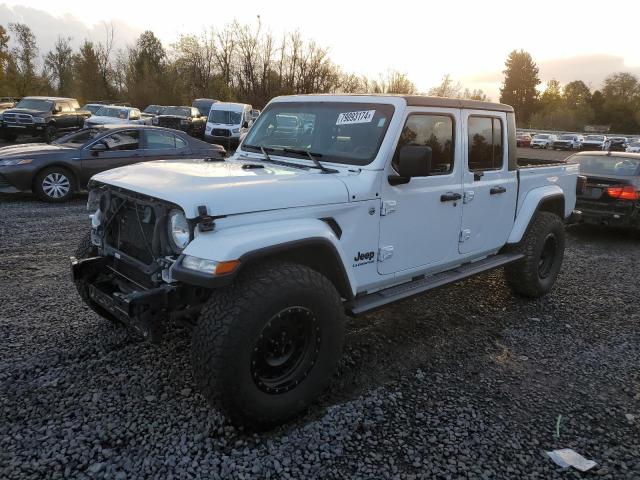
{"left": 0, "top": 95, "right": 260, "bottom": 150}
{"left": 516, "top": 131, "right": 640, "bottom": 152}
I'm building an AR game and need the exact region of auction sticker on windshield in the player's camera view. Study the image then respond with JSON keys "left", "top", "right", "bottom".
{"left": 336, "top": 110, "right": 376, "bottom": 125}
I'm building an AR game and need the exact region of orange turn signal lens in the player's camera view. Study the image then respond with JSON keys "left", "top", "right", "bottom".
{"left": 214, "top": 260, "right": 240, "bottom": 275}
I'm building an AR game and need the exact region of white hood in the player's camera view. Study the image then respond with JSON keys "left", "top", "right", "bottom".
{"left": 91, "top": 159, "right": 350, "bottom": 218}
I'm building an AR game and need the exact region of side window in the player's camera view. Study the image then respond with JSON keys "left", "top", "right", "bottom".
{"left": 59, "top": 102, "right": 73, "bottom": 113}
{"left": 175, "top": 136, "right": 187, "bottom": 149}
{"left": 130, "top": 109, "right": 140, "bottom": 120}
{"left": 468, "top": 116, "right": 503, "bottom": 172}
{"left": 192, "top": 108, "right": 200, "bottom": 118}
{"left": 146, "top": 130, "right": 178, "bottom": 149}
{"left": 100, "top": 130, "right": 140, "bottom": 151}
{"left": 70, "top": 100, "right": 80, "bottom": 110}
{"left": 393, "top": 114, "right": 454, "bottom": 175}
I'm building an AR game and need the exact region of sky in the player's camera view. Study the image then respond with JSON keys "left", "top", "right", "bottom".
{"left": 2, "top": 0, "right": 640, "bottom": 100}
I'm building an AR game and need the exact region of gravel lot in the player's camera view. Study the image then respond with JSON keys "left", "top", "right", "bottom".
{"left": 1, "top": 147, "right": 639, "bottom": 479}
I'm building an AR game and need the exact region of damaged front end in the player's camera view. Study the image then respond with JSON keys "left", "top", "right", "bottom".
{"left": 71, "top": 184, "right": 213, "bottom": 341}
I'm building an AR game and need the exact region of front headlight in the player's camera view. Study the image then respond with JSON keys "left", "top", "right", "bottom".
{"left": 33, "top": 117, "right": 45, "bottom": 123}
{"left": 167, "top": 209, "right": 190, "bottom": 252}
{"left": 232, "top": 128, "right": 240, "bottom": 134}
{"left": 0, "top": 158, "right": 33, "bottom": 166}
{"left": 182, "top": 255, "right": 239, "bottom": 275}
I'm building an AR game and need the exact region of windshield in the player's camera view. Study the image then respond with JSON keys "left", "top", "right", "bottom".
{"left": 15, "top": 98, "right": 53, "bottom": 111}
{"left": 193, "top": 100, "right": 215, "bottom": 115}
{"left": 534, "top": 134, "right": 549, "bottom": 139}
{"left": 95, "top": 107, "right": 128, "bottom": 119}
{"left": 574, "top": 155, "right": 640, "bottom": 177}
{"left": 560, "top": 135, "right": 575, "bottom": 140}
{"left": 242, "top": 102, "right": 395, "bottom": 166}
{"left": 585, "top": 136, "right": 604, "bottom": 141}
{"left": 83, "top": 104, "right": 103, "bottom": 115}
{"left": 144, "top": 105, "right": 164, "bottom": 115}
{"left": 162, "top": 106, "right": 190, "bottom": 117}
{"left": 53, "top": 128, "right": 103, "bottom": 147}
{"left": 209, "top": 109, "right": 242, "bottom": 125}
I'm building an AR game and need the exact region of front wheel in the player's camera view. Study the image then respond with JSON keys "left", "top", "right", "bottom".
{"left": 43, "top": 124, "right": 57, "bottom": 143}
{"left": 191, "top": 261, "right": 345, "bottom": 429}
{"left": 34, "top": 166, "right": 75, "bottom": 202}
{"left": 505, "top": 212, "right": 565, "bottom": 298}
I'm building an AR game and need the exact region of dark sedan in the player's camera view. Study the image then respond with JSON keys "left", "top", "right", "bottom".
{"left": 572, "top": 151, "right": 640, "bottom": 229}
{"left": 0, "top": 125, "right": 225, "bottom": 202}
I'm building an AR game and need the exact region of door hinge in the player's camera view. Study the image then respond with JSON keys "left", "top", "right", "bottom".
{"left": 463, "top": 190, "right": 475, "bottom": 204}
{"left": 459, "top": 229, "right": 472, "bottom": 243}
{"left": 378, "top": 245, "right": 394, "bottom": 262}
{"left": 380, "top": 200, "right": 397, "bottom": 216}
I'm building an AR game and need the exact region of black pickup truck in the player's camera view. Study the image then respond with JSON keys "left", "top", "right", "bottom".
{"left": 152, "top": 106, "right": 206, "bottom": 138}
{"left": 1, "top": 96, "right": 91, "bottom": 142}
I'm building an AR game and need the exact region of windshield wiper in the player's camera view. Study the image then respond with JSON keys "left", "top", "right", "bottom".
{"left": 241, "top": 144, "right": 309, "bottom": 170}
{"left": 282, "top": 148, "right": 338, "bottom": 174}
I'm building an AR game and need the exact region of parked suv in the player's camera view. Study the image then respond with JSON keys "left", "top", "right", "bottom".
{"left": 72, "top": 94, "right": 582, "bottom": 429}
{"left": 552, "top": 134, "right": 583, "bottom": 150}
{"left": 153, "top": 106, "right": 206, "bottom": 138}
{"left": 530, "top": 133, "right": 557, "bottom": 149}
{"left": 1, "top": 96, "right": 90, "bottom": 142}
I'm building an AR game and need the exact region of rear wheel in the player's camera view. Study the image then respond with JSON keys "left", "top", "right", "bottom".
{"left": 191, "top": 261, "right": 345, "bottom": 428}
{"left": 34, "top": 166, "right": 74, "bottom": 202}
{"left": 505, "top": 212, "right": 565, "bottom": 298}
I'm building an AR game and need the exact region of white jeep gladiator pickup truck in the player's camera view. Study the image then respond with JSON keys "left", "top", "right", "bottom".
{"left": 71, "top": 94, "right": 583, "bottom": 428}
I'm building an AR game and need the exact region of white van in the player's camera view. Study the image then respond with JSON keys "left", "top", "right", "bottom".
{"left": 204, "top": 102, "right": 253, "bottom": 149}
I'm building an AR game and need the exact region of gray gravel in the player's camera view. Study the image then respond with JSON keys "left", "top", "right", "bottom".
{"left": 1, "top": 192, "right": 639, "bottom": 479}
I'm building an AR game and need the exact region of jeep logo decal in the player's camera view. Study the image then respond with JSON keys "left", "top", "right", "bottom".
{"left": 354, "top": 251, "right": 375, "bottom": 262}
{"left": 353, "top": 250, "right": 376, "bottom": 267}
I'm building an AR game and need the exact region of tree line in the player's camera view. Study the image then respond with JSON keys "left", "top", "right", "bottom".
{"left": 0, "top": 21, "right": 426, "bottom": 110}
{"left": 1, "top": 22, "right": 637, "bottom": 133}
{"left": 500, "top": 50, "right": 640, "bottom": 133}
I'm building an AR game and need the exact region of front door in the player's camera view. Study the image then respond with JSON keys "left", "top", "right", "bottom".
{"left": 80, "top": 130, "right": 143, "bottom": 185}
{"left": 378, "top": 109, "right": 463, "bottom": 275}
{"left": 459, "top": 111, "right": 517, "bottom": 255}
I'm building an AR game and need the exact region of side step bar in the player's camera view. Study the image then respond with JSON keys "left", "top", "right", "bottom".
{"left": 346, "top": 252, "right": 524, "bottom": 316}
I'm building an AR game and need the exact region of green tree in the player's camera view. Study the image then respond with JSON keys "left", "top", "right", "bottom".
{"left": 563, "top": 80, "right": 591, "bottom": 107}
{"left": 600, "top": 72, "right": 640, "bottom": 133}
{"left": 9, "top": 23, "right": 39, "bottom": 95}
{"left": 499, "top": 50, "right": 540, "bottom": 126}
{"left": 73, "top": 41, "right": 107, "bottom": 103}
{"left": 44, "top": 37, "right": 74, "bottom": 96}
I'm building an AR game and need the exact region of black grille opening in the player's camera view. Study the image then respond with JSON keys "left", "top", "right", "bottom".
{"left": 212, "top": 129, "right": 231, "bottom": 137}
{"left": 105, "top": 200, "right": 157, "bottom": 265}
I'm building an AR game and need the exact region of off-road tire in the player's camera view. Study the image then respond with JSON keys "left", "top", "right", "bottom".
{"left": 34, "top": 166, "right": 75, "bottom": 202}
{"left": 74, "top": 232, "right": 121, "bottom": 325}
{"left": 191, "top": 261, "right": 345, "bottom": 429}
{"left": 505, "top": 211, "right": 565, "bottom": 298}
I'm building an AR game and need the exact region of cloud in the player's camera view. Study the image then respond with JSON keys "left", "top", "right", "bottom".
{"left": 0, "top": 4, "right": 141, "bottom": 63}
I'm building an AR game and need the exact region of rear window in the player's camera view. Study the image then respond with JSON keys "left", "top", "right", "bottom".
{"left": 573, "top": 155, "right": 640, "bottom": 177}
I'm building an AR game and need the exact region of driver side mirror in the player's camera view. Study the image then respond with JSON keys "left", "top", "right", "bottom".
{"left": 90, "top": 142, "right": 108, "bottom": 156}
{"left": 54, "top": 106, "right": 62, "bottom": 113}
{"left": 388, "top": 146, "right": 432, "bottom": 185}
{"left": 242, "top": 120, "right": 249, "bottom": 129}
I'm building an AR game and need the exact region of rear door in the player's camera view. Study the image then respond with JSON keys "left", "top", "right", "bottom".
{"left": 459, "top": 111, "right": 517, "bottom": 255}
{"left": 57, "top": 102, "right": 77, "bottom": 130}
{"left": 378, "top": 108, "right": 463, "bottom": 275}
{"left": 80, "top": 130, "right": 143, "bottom": 184}
{"left": 143, "top": 130, "right": 190, "bottom": 159}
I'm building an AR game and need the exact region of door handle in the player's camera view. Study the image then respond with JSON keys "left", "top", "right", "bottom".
{"left": 440, "top": 192, "right": 462, "bottom": 202}
{"left": 490, "top": 186, "right": 507, "bottom": 195}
